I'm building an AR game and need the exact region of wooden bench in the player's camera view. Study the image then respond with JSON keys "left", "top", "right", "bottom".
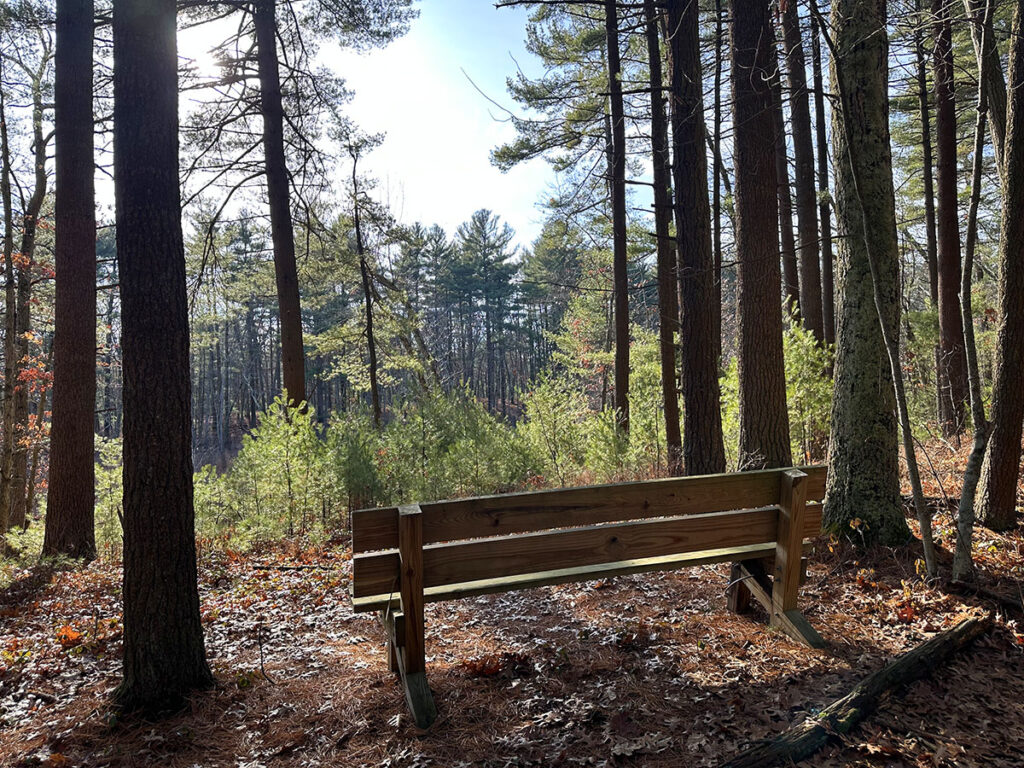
{"left": 350, "top": 465, "right": 827, "bottom": 727}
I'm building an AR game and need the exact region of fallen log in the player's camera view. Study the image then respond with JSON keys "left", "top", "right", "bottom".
{"left": 721, "top": 614, "right": 992, "bottom": 768}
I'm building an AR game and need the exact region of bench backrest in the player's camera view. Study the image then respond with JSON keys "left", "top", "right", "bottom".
{"left": 351, "top": 466, "right": 826, "bottom": 604}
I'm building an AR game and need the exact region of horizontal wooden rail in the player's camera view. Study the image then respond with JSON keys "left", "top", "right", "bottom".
{"left": 353, "top": 540, "right": 815, "bottom": 613}
{"left": 352, "top": 502, "right": 822, "bottom": 599}
{"left": 352, "top": 466, "right": 827, "bottom": 553}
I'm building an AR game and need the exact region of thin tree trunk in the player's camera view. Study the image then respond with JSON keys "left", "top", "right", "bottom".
{"left": 772, "top": 57, "right": 801, "bottom": 320}
{"left": 667, "top": 0, "right": 726, "bottom": 474}
{"left": 350, "top": 152, "right": 381, "bottom": 428}
{"left": 605, "top": 0, "right": 629, "bottom": 434}
{"left": 953, "top": 0, "right": 993, "bottom": 580}
{"left": 712, "top": 0, "right": 724, "bottom": 356}
{"left": 112, "top": 0, "right": 213, "bottom": 710}
{"left": 0, "top": 62, "right": 16, "bottom": 537}
{"left": 732, "top": 0, "right": 792, "bottom": 470}
{"left": 254, "top": 0, "right": 306, "bottom": 408}
{"left": 933, "top": 0, "right": 969, "bottom": 437}
{"left": 781, "top": 0, "right": 823, "bottom": 340}
{"left": 964, "top": 0, "right": 1006, "bottom": 176}
{"left": 976, "top": 0, "right": 1024, "bottom": 533}
{"left": 645, "top": 0, "right": 682, "bottom": 475}
{"left": 10, "top": 69, "right": 48, "bottom": 530}
{"left": 810, "top": 13, "right": 835, "bottom": 348}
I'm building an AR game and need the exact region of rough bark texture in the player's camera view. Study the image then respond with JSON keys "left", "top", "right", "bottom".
{"left": 731, "top": 0, "right": 792, "bottom": 470}
{"left": 605, "top": 0, "right": 629, "bottom": 433}
{"left": 0, "top": 63, "right": 16, "bottom": 537}
{"left": 933, "top": 0, "right": 969, "bottom": 437}
{"left": 112, "top": 0, "right": 213, "bottom": 710}
{"left": 810, "top": 14, "right": 835, "bottom": 348}
{"left": 254, "top": 0, "right": 306, "bottom": 408}
{"left": 645, "top": 0, "right": 682, "bottom": 475}
{"left": 976, "top": 0, "right": 1024, "bottom": 532}
{"left": 824, "top": 0, "right": 910, "bottom": 544}
{"left": 781, "top": 0, "right": 823, "bottom": 341}
{"left": 772, "top": 61, "right": 801, "bottom": 320}
{"left": 965, "top": 0, "right": 1007, "bottom": 174}
{"left": 722, "top": 616, "right": 991, "bottom": 768}
{"left": 667, "top": 0, "right": 726, "bottom": 474}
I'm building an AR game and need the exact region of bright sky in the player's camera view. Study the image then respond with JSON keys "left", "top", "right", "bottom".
{"left": 326, "top": 0, "right": 553, "bottom": 248}
{"left": 173, "top": 0, "right": 553, "bottom": 249}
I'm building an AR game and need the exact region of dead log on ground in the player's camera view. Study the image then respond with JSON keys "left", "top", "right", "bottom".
{"left": 721, "top": 615, "right": 992, "bottom": 768}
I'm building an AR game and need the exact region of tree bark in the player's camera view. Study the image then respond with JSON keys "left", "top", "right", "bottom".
{"left": 645, "top": 0, "right": 682, "bottom": 475}
{"left": 964, "top": 0, "right": 1006, "bottom": 176}
{"left": 976, "top": 0, "right": 1024, "bottom": 532}
{"left": 112, "top": 0, "right": 213, "bottom": 710}
{"left": 0, "top": 60, "right": 16, "bottom": 538}
{"left": 809, "top": 13, "right": 835, "bottom": 348}
{"left": 772, "top": 58, "right": 801, "bottom": 320}
{"left": 822, "top": 0, "right": 912, "bottom": 546}
{"left": 731, "top": 0, "right": 792, "bottom": 470}
{"left": 781, "top": 0, "right": 823, "bottom": 341}
{"left": 667, "top": 0, "right": 726, "bottom": 475}
{"left": 954, "top": 39, "right": 991, "bottom": 580}
{"left": 10, "top": 59, "right": 50, "bottom": 531}
{"left": 605, "top": 0, "right": 629, "bottom": 434}
{"left": 933, "top": 0, "right": 969, "bottom": 437}
{"left": 254, "top": 0, "right": 306, "bottom": 408}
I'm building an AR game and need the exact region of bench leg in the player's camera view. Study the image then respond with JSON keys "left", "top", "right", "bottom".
{"left": 770, "top": 471, "right": 826, "bottom": 649}
{"left": 396, "top": 505, "right": 437, "bottom": 727}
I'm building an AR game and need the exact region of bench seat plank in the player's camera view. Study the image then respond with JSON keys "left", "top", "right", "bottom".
{"left": 352, "top": 540, "right": 815, "bottom": 613}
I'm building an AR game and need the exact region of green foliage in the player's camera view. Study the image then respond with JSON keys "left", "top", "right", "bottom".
{"left": 95, "top": 437, "right": 124, "bottom": 558}
{"left": 373, "top": 388, "right": 537, "bottom": 503}
{"left": 721, "top": 322, "right": 833, "bottom": 469}
{"left": 204, "top": 395, "right": 337, "bottom": 544}
{"left": 784, "top": 322, "right": 833, "bottom": 464}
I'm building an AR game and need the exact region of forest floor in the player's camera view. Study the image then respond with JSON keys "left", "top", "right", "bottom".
{"left": 1, "top": 511, "right": 1023, "bottom": 767}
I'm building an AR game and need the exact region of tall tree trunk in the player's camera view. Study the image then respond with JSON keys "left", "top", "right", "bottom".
{"left": 645, "top": 0, "right": 682, "bottom": 475}
{"left": 605, "top": 0, "right": 629, "bottom": 433}
{"left": 772, "top": 59, "right": 801, "bottom": 319}
{"left": 781, "top": 0, "right": 824, "bottom": 341}
{"left": 810, "top": 13, "right": 836, "bottom": 348}
{"left": 112, "top": 0, "right": 213, "bottom": 710}
{"left": 914, "top": 0, "right": 943, "bottom": 425}
{"left": 0, "top": 61, "right": 16, "bottom": 538}
{"left": 821, "top": 0, "right": 914, "bottom": 548}
{"left": 254, "top": 0, "right": 306, "bottom": 408}
{"left": 976, "top": 0, "right": 1024, "bottom": 532}
{"left": 667, "top": 0, "right": 726, "bottom": 475}
{"left": 11, "top": 69, "right": 50, "bottom": 531}
{"left": 933, "top": 0, "right": 969, "bottom": 437}
{"left": 964, "top": 0, "right": 1007, "bottom": 175}
{"left": 712, "top": 0, "right": 724, "bottom": 355}
{"left": 731, "top": 0, "right": 792, "bottom": 470}
{"left": 351, "top": 154, "right": 381, "bottom": 429}
{"left": 953, "top": 0, "right": 994, "bottom": 580}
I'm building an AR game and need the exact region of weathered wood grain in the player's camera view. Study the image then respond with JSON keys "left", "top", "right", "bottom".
{"left": 353, "top": 503, "right": 822, "bottom": 599}
{"left": 352, "top": 465, "right": 827, "bottom": 553}
{"left": 353, "top": 540, "right": 816, "bottom": 613}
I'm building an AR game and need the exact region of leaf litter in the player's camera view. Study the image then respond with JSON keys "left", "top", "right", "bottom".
{"left": 0, "top": 521, "right": 1022, "bottom": 768}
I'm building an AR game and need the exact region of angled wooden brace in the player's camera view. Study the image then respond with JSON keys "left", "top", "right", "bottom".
{"left": 771, "top": 470, "right": 826, "bottom": 648}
